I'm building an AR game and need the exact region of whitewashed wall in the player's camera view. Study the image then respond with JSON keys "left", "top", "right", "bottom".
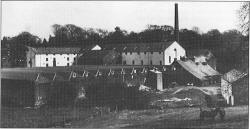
{"left": 164, "top": 41, "right": 186, "bottom": 65}
{"left": 122, "top": 52, "right": 164, "bottom": 65}
{"left": 35, "top": 54, "right": 77, "bottom": 67}
{"left": 221, "top": 78, "right": 234, "bottom": 105}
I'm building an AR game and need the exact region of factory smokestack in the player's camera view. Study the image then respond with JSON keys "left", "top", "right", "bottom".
{"left": 174, "top": 3, "right": 179, "bottom": 43}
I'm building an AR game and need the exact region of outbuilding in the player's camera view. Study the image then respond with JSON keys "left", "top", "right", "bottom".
{"left": 221, "top": 68, "right": 248, "bottom": 106}
{"left": 1, "top": 69, "right": 79, "bottom": 107}
{"left": 169, "top": 59, "right": 221, "bottom": 87}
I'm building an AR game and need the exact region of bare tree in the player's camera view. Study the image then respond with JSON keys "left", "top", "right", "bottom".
{"left": 238, "top": 2, "right": 249, "bottom": 35}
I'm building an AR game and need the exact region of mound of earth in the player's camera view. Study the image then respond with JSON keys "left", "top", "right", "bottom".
{"left": 173, "top": 88, "right": 208, "bottom": 107}
{"left": 148, "top": 87, "right": 219, "bottom": 109}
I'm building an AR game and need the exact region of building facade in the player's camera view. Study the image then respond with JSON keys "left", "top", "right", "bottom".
{"left": 106, "top": 41, "right": 185, "bottom": 66}
{"left": 26, "top": 47, "right": 81, "bottom": 67}
{"left": 221, "top": 68, "right": 248, "bottom": 106}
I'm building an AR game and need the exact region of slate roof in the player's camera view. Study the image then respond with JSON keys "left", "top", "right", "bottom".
{"left": 1, "top": 69, "right": 72, "bottom": 83}
{"left": 101, "top": 41, "right": 176, "bottom": 52}
{"left": 176, "top": 60, "right": 220, "bottom": 81}
{"left": 35, "top": 47, "right": 82, "bottom": 54}
{"left": 222, "top": 69, "right": 249, "bottom": 83}
{"left": 77, "top": 50, "right": 116, "bottom": 64}
{"left": 1, "top": 70, "right": 39, "bottom": 81}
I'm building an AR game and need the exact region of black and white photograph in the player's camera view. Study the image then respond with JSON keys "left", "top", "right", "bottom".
{"left": 1, "top": 1, "right": 249, "bottom": 128}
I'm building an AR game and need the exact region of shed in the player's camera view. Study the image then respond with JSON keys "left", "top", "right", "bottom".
{"left": 1, "top": 70, "right": 53, "bottom": 107}
{"left": 170, "top": 59, "right": 221, "bottom": 86}
{"left": 1, "top": 69, "right": 78, "bottom": 107}
{"left": 145, "top": 69, "right": 163, "bottom": 91}
{"left": 221, "top": 68, "right": 248, "bottom": 106}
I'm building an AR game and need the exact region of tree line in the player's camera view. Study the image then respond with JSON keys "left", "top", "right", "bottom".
{"left": 1, "top": 2, "right": 249, "bottom": 72}
{"left": 1, "top": 24, "right": 248, "bottom": 72}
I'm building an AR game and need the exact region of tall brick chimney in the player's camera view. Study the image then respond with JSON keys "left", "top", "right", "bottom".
{"left": 174, "top": 3, "right": 179, "bottom": 43}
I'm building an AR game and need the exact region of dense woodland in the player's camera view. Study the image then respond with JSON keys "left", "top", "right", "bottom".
{"left": 1, "top": 3, "right": 249, "bottom": 73}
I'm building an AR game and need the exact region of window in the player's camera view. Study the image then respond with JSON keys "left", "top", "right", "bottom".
{"left": 67, "top": 63, "right": 69, "bottom": 66}
{"left": 151, "top": 52, "right": 153, "bottom": 54}
{"left": 172, "top": 66, "right": 176, "bottom": 71}
{"left": 53, "top": 58, "right": 56, "bottom": 67}
{"left": 159, "top": 52, "right": 161, "bottom": 54}
{"left": 132, "top": 60, "right": 135, "bottom": 65}
{"left": 46, "top": 64, "right": 48, "bottom": 67}
{"left": 67, "top": 57, "right": 69, "bottom": 61}
{"left": 123, "top": 61, "right": 126, "bottom": 65}
{"left": 130, "top": 52, "right": 132, "bottom": 55}
{"left": 160, "top": 61, "right": 162, "bottom": 65}
{"left": 174, "top": 48, "right": 177, "bottom": 58}
{"left": 144, "top": 52, "right": 147, "bottom": 55}
{"left": 137, "top": 52, "right": 140, "bottom": 55}
{"left": 74, "top": 58, "right": 76, "bottom": 61}
{"left": 125, "top": 52, "right": 127, "bottom": 55}
{"left": 169, "top": 56, "right": 171, "bottom": 63}
{"left": 150, "top": 60, "right": 153, "bottom": 65}
{"left": 141, "top": 60, "right": 143, "bottom": 65}
{"left": 46, "top": 58, "right": 48, "bottom": 61}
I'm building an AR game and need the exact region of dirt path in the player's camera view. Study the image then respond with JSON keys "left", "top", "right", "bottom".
{"left": 71, "top": 105, "right": 248, "bottom": 129}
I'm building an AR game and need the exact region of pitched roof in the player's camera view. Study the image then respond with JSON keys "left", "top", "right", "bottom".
{"left": 223, "top": 69, "right": 249, "bottom": 83}
{"left": 176, "top": 60, "right": 220, "bottom": 81}
{"left": 30, "top": 47, "right": 82, "bottom": 54}
{"left": 1, "top": 70, "right": 38, "bottom": 81}
{"left": 101, "top": 41, "right": 176, "bottom": 52}
{"left": 77, "top": 50, "right": 120, "bottom": 65}
{"left": 1, "top": 68, "right": 71, "bottom": 83}
{"left": 78, "top": 50, "right": 114, "bottom": 60}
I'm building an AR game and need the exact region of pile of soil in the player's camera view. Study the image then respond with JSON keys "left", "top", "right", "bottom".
{"left": 173, "top": 88, "right": 207, "bottom": 107}
{"left": 147, "top": 87, "right": 212, "bottom": 109}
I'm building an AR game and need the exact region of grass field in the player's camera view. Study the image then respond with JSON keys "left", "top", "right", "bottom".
{"left": 70, "top": 105, "right": 249, "bottom": 129}
{"left": 0, "top": 106, "right": 95, "bottom": 128}
{"left": 1, "top": 84, "right": 248, "bottom": 128}
{"left": 1, "top": 105, "right": 248, "bottom": 128}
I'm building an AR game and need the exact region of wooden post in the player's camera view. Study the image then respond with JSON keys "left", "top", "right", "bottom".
{"left": 231, "top": 96, "right": 234, "bottom": 106}
{"left": 157, "top": 72, "right": 163, "bottom": 91}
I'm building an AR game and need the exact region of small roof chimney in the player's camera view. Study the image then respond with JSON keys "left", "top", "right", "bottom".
{"left": 174, "top": 3, "right": 179, "bottom": 43}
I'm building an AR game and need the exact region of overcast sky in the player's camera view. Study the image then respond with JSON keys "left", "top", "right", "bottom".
{"left": 2, "top": 1, "right": 242, "bottom": 39}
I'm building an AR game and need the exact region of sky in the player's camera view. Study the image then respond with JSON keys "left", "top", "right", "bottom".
{"left": 2, "top": 1, "right": 243, "bottom": 39}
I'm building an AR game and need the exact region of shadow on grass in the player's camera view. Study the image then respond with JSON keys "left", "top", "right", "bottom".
{"left": 122, "top": 113, "right": 249, "bottom": 129}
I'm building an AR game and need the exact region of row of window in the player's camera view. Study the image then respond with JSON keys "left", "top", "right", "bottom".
{"left": 124, "top": 51, "right": 162, "bottom": 55}
{"left": 123, "top": 60, "right": 162, "bottom": 65}
{"left": 45, "top": 54, "right": 77, "bottom": 56}
{"left": 45, "top": 57, "right": 76, "bottom": 61}
{"left": 122, "top": 56, "right": 177, "bottom": 65}
{"left": 46, "top": 63, "right": 71, "bottom": 67}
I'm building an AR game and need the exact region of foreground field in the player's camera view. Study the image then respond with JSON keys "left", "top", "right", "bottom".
{"left": 71, "top": 105, "right": 249, "bottom": 129}
{"left": 1, "top": 105, "right": 248, "bottom": 128}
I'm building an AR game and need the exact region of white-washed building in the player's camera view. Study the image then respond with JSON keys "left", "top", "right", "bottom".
{"left": 116, "top": 41, "right": 186, "bottom": 65}
{"left": 26, "top": 47, "right": 81, "bottom": 67}
{"left": 26, "top": 45, "right": 102, "bottom": 67}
